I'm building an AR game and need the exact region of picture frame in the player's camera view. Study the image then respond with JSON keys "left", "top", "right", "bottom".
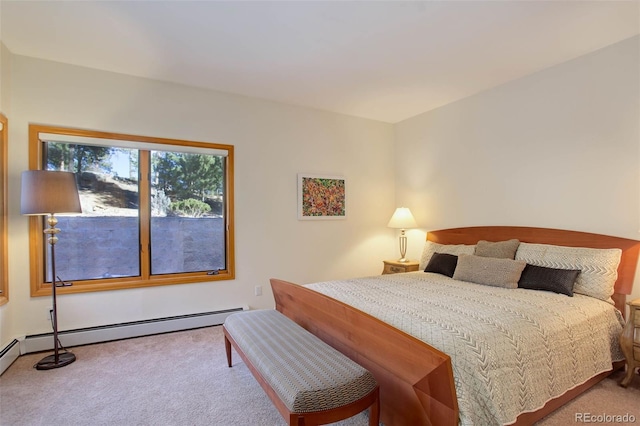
{"left": 297, "top": 173, "right": 346, "bottom": 220}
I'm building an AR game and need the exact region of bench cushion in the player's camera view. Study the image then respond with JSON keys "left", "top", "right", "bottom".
{"left": 224, "top": 309, "right": 377, "bottom": 414}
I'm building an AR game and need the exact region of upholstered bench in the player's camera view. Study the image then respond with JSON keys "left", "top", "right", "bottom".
{"left": 223, "top": 309, "right": 380, "bottom": 426}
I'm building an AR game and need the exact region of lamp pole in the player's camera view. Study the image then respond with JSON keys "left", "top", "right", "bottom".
{"left": 35, "top": 213, "right": 76, "bottom": 370}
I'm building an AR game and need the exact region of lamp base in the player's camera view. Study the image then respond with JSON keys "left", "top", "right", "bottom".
{"left": 35, "top": 352, "right": 76, "bottom": 370}
{"left": 397, "top": 258, "right": 410, "bottom": 263}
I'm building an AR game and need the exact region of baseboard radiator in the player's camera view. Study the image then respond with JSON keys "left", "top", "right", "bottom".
{"left": 22, "top": 307, "right": 245, "bottom": 355}
{"left": 0, "top": 339, "right": 21, "bottom": 376}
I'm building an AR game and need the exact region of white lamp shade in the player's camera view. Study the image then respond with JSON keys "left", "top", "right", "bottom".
{"left": 21, "top": 170, "right": 82, "bottom": 215}
{"left": 387, "top": 207, "right": 417, "bottom": 229}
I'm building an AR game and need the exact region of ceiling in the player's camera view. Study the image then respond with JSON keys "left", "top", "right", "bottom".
{"left": 1, "top": 1, "right": 638, "bottom": 123}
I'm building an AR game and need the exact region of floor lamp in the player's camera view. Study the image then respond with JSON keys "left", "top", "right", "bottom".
{"left": 21, "top": 170, "right": 82, "bottom": 370}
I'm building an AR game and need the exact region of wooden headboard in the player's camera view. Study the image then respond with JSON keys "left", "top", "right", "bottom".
{"left": 427, "top": 226, "right": 640, "bottom": 316}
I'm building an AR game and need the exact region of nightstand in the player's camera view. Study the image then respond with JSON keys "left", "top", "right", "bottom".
{"left": 620, "top": 298, "right": 640, "bottom": 387}
{"left": 382, "top": 260, "right": 420, "bottom": 275}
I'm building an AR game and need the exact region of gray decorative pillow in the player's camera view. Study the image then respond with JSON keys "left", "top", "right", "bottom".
{"left": 518, "top": 264, "right": 580, "bottom": 297}
{"left": 424, "top": 252, "right": 458, "bottom": 277}
{"left": 453, "top": 254, "right": 526, "bottom": 289}
{"left": 420, "top": 241, "right": 475, "bottom": 270}
{"left": 475, "top": 239, "right": 520, "bottom": 259}
{"left": 515, "top": 243, "right": 621, "bottom": 302}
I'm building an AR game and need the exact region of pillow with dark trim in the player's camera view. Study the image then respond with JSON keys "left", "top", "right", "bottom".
{"left": 453, "top": 254, "right": 526, "bottom": 289}
{"left": 518, "top": 264, "right": 579, "bottom": 296}
{"left": 515, "top": 242, "right": 620, "bottom": 302}
{"left": 475, "top": 239, "right": 520, "bottom": 259}
{"left": 424, "top": 252, "right": 458, "bottom": 277}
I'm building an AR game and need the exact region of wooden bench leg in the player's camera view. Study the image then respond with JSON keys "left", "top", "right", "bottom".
{"left": 224, "top": 332, "right": 232, "bottom": 367}
{"left": 369, "top": 388, "right": 380, "bottom": 426}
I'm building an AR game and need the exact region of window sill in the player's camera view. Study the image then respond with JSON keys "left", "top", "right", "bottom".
{"left": 30, "top": 271, "right": 235, "bottom": 297}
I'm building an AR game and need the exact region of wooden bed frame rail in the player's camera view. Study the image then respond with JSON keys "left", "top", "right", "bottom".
{"left": 271, "top": 226, "right": 640, "bottom": 425}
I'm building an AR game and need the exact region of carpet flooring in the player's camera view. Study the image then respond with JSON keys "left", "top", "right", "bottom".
{"left": 1, "top": 325, "right": 638, "bottom": 425}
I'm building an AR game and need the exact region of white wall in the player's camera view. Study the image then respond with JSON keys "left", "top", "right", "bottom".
{"left": 0, "top": 43, "right": 9, "bottom": 112}
{"left": 394, "top": 36, "right": 640, "bottom": 304}
{"left": 2, "top": 53, "right": 396, "bottom": 344}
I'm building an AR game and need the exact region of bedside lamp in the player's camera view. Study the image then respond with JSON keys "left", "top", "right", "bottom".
{"left": 21, "top": 170, "right": 82, "bottom": 370}
{"left": 387, "top": 207, "right": 417, "bottom": 263}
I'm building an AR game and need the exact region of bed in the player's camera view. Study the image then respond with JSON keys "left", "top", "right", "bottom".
{"left": 270, "top": 226, "right": 640, "bottom": 426}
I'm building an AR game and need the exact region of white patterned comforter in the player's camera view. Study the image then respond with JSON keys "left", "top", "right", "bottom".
{"left": 306, "top": 272, "right": 625, "bottom": 425}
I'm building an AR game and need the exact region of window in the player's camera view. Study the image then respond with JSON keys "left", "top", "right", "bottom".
{"left": 27, "top": 125, "right": 234, "bottom": 296}
{"left": 0, "top": 114, "right": 7, "bottom": 305}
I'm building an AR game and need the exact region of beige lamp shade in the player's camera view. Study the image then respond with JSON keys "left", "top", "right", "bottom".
{"left": 387, "top": 207, "right": 417, "bottom": 229}
{"left": 21, "top": 170, "right": 82, "bottom": 215}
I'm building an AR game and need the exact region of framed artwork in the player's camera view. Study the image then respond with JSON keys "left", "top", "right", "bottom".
{"left": 297, "top": 174, "right": 346, "bottom": 220}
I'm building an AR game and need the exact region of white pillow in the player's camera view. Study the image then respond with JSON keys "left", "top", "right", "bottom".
{"left": 420, "top": 241, "right": 475, "bottom": 271}
{"left": 515, "top": 242, "right": 621, "bottom": 302}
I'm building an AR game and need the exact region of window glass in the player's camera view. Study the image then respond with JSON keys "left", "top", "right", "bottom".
{"left": 150, "top": 150, "right": 226, "bottom": 275}
{"left": 43, "top": 143, "right": 140, "bottom": 281}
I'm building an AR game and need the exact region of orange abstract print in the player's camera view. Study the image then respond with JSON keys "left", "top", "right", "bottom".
{"left": 301, "top": 177, "right": 345, "bottom": 217}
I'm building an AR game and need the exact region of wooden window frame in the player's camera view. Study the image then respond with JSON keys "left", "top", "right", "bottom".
{"left": 0, "top": 114, "right": 7, "bottom": 305}
{"left": 28, "top": 124, "right": 235, "bottom": 296}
